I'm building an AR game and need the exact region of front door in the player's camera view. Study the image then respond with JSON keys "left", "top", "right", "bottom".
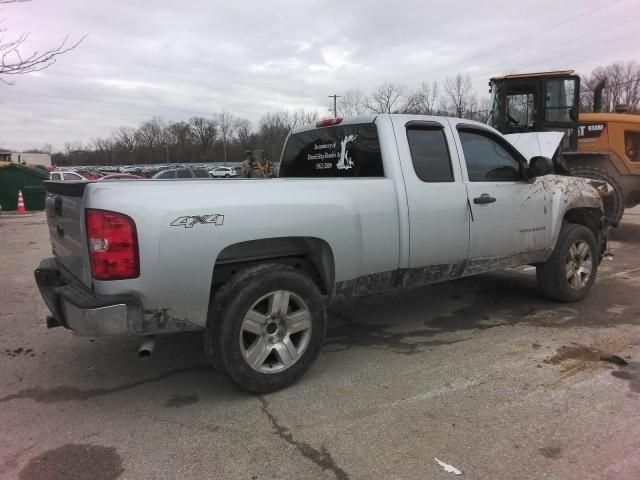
{"left": 452, "top": 123, "right": 553, "bottom": 275}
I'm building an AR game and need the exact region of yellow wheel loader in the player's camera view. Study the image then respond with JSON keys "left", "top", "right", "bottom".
{"left": 488, "top": 70, "right": 640, "bottom": 225}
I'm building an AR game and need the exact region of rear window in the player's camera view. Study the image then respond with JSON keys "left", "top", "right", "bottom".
{"left": 406, "top": 127, "right": 453, "bottom": 182}
{"left": 279, "top": 123, "right": 383, "bottom": 177}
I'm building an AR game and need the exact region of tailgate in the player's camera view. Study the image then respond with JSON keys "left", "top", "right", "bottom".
{"left": 44, "top": 181, "right": 92, "bottom": 287}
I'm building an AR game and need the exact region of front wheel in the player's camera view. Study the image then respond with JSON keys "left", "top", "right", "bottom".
{"left": 206, "top": 264, "right": 326, "bottom": 393}
{"left": 536, "top": 223, "right": 598, "bottom": 302}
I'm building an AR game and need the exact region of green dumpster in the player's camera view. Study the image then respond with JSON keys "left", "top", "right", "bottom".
{"left": 0, "top": 161, "right": 49, "bottom": 211}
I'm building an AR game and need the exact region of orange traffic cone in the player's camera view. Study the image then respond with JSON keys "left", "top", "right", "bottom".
{"left": 16, "top": 189, "right": 26, "bottom": 214}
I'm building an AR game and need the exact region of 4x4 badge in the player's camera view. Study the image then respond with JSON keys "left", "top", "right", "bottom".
{"left": 171, "top": 214, "right": 224, "bottom": 229}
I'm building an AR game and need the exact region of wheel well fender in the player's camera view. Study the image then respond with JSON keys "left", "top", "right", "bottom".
{"left": 211, "top": 237, "right": 335, "bottom": 296}
{"left": 561, "top": 207, "right": 606, "bottom": 257}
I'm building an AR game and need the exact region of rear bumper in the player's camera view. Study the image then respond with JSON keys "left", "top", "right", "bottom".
{"left": 34, "top": 258, "right": 141, "bottom": 336}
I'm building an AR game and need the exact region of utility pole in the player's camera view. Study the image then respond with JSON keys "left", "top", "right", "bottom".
{"left": 328, "top": 94, "right": 341, "bottom": 119}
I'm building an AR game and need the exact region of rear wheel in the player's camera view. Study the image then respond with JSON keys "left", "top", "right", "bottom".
{"left": 536, "top": 223, "right": 598, "bottom": 302}
{"left": 570, "top": 166, "right": 624, "bottom": 226}
{"left": 206, "top": 264, "right": 326, "bottom": 393}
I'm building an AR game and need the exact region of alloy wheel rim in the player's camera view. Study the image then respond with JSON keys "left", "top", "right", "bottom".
{"left": 565, "top": 240, "right": 592, "bottom": 290}
{"left": 239, "top": 290, "right": 312, "bottom": 374}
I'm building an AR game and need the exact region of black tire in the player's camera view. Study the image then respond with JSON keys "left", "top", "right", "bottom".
{"left": 570, "top": 166, "right": 624, "bottom": 226}
{"left": 205, "top": 263, "right": 326, "bottom": 393}
{"left": 224, "top": 174, "right": 230, "bottom": 178}
{"left": 536, "top": 223, "right": 598, "bottom": 302}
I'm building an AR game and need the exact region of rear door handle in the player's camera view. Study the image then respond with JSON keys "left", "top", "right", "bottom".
{"left": 473, "top": 194, "right": 496, "bottom": 204}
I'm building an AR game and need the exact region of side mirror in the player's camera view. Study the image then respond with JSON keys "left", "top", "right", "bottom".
{"left": 529, "top": 156, "right": 554, "bottom": 177}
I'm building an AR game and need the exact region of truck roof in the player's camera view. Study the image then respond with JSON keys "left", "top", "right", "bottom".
{"left": 490, "top": 70, "right": 575, "bottom": 81}
{"left": 291, "top": 114, "right": 494, "bottom": 134}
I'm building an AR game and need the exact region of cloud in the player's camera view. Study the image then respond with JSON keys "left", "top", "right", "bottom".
{"left": 1, "top": 0, "right": 638, "bottom": 150}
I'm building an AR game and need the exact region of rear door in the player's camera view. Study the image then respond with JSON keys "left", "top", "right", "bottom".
{"left": 392, "top": 118, "right": 470, "bottom": 285}
{"left": 450, "top": 120, "right": 552, "bottom": 274}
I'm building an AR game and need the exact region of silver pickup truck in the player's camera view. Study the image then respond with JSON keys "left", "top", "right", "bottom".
{"left": 35, "top": 114, "right": 610, "bottom": 393}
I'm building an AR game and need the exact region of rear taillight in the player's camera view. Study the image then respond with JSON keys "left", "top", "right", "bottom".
{"left": 316, "top": 117, "right": 343, "bottom": 127}
{"left": 85, "top": 209, "right": 139, "bottom": 280}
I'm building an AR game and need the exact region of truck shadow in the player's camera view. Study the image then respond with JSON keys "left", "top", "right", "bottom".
{"left": 609, "top": 220, "right": 640, "bottom": 243}
{"left": 325, "top": 267, "right": 640, "bottom": 355}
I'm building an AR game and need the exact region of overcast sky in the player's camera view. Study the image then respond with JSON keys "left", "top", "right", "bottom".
{"left": 2, "top": 0, "right": 639, "bottom": 151}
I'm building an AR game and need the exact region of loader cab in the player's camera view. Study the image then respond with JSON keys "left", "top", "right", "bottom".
{"left": 488, "top": 71, "right": 580, "bottom": 150}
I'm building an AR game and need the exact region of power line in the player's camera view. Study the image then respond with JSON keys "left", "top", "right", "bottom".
{"left": 328, "top": 94, "right": 341, "bottom": 118}
{"left": 477, "top": 13, "right": 640, "bottom": 78}
{"left": 521, "top": 30, "right": 638, "bottom": 72}
{"left": 422, "top": 0, "right": 622, "bottom": 76}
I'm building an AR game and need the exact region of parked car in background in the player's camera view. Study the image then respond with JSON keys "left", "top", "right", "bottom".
{"left": 98, "top": 174, "right": 144, "bottom": 181}
{"left": 75, "top": 170, "right": 102, "bottom": 180}
{"left": 209, "top": 166, "right": 238, "bottom": 178}
{"left": 49, "top": 171, "right": 86, "bottom": 181}
{"left": 152, "top": 168, "right": 211, "bottom": 179}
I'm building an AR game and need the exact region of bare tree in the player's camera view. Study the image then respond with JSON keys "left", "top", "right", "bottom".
{"left": 167, "top": 121, "right": 192, "bottom": 149}
{"left": 189, "top": 116, "right": 218, "bottom": 153}
{"left": 284, "top": 108, "right": 319, "bottom": 130}
{"left": 89, "top": 137, "right": 113, "bottom": 152}
{"left": 463, "top": 94, "right": 481, "bottom": 121}
{"left": 217, "top": 111, "right": 235, "bottom": 164}
{"left": 113, "top": 126, "right": 138, "bottom": 152}
{"left": 257, "top": 112, "right": 289, "bottom": 162}
{"left": 367, "top": 82, "right": 405, "bottom": 113}
{"left": 582, "top": 61, "right": 640, "bottom": 113}
{"left": 234, "top": 118, "right": 254, "bottom": 150}
{"left": 135, "top": 117, "right": 169, "bottom": 149}
{"left": 444, "top": 73, "right": 473, "bottom": 117}
{"left": 405, "top": 81, "right": 440, "bottom": 115}
{"left": 63, "top": 141, "right": 82, "bottom": 155}
{"left": 0, "top": 0, "right": 86, "bottom": 84}
{"left": 338, "top": 89, "right": 368, "bottom": 116}
{"left": 253, "top": 109, "right": 319, "bottom": 163}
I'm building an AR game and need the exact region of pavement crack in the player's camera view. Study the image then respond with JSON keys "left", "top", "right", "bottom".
{"left": 258, "top": 396, "right": 350, "bottom": 480}
{"left": 0, "top": 365, "right": 210, "bottom": 404}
